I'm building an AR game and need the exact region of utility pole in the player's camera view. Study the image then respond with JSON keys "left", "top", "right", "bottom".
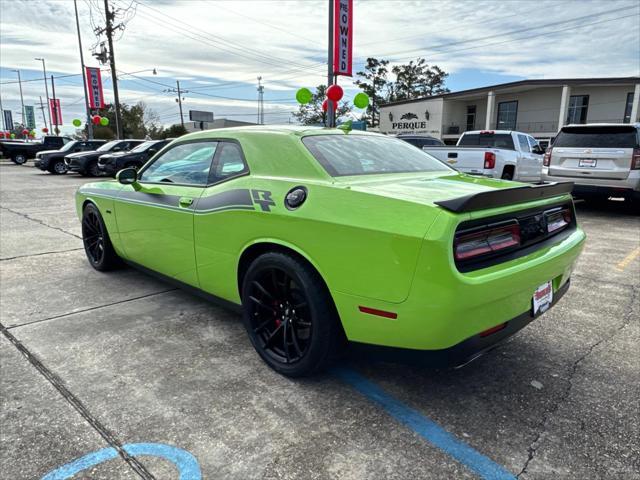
{"left": 257, "top": 76, "right": 264, "bottom": 125}
{"left": 103, "top": 0, "right": 123, "bottom": 139}
{"left": 326, "top": 0, "right": 336, "bottom": 128}
{"left": 164, "top": 82, "right": 188, "bottom": 128}
{"left": 12, "top": 70, "right": 26, "bottom": 125}
{"left": 177, "top": 81, "right": 184, "bottom": 128}
{"left": 50, "top": 75, "right": 59, "bottom": 135}
{"left": 35, "top": 58, "right": 52, "bottom": 132}
{"left": 74, "top": 0, "right": 93, "bottom": 139}
{"left": 38, "top": 96, "right": 48, "bottom": 131}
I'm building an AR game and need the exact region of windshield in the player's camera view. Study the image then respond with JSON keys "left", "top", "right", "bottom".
{"left": 59, "top": 141, "right": 78, "bottom": 152}
{"left": 458, "top": 133, "right": 515, "bottom": 150}
{"left": 131, "top": 141, "right": 157, "bottom": 153}
{"left": 97, "top": 140, "right": 122, "bottom": 152}
{"left": 302, "top": 134, "right": 451, "bottom": 177}
{"left": 553, "top": 126, "right": 639, "bottom": 148}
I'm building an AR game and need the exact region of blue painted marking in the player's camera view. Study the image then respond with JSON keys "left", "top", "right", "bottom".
{"left": 41, "top": 442, "right": 201, "bottom": 480}
{"left": 333, "top": 368, "right": 516, "bottom": 480}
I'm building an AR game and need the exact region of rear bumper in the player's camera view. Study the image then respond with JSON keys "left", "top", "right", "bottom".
{"left": 542, "top": 168, "right": 640, "bottom": 194}
{"left": 351, "top": 279, "right": 570, "bottom": 368}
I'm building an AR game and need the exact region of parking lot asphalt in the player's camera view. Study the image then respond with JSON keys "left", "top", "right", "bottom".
{"left": 1, "top": 160, "right": 638, "bottom": 480}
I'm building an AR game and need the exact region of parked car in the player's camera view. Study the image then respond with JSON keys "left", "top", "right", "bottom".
{"left": 542, "top": 123, "right": 640, "bottom": 203}
{"left": 76, "top": 127, "right": 585, "bottom": 376}
{"left": 422, "top": 130, "right": 545, "bottom": 181}
{"left": 0, "top": 135, "right": 72, "bottom": 164}
{"left": 34, "top": 140, "right": 106, "bottom": 174}
{"left": 65, "top": 139, "right": 144, "bottom": 176}
{"left": 395, "top": 134, "right": 444, "bottom": 148}
{"left": 97, "top": 139, "right": 171, "bottom": 176}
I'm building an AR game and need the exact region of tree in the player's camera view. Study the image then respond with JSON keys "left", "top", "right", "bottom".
{"left": 293, "top": 84, "right": 352, "bottom": 126}
{"left": 389, "top": 58, "right": 449, "bottom": 101}
{"left": 355, "top": 57, "right": 390, "bottom": 128}
{"left": 78, "top": 101, "right": 169, "bottom": 140}
{"left": 160, "top": 124, "right": 188, "bottom": 139}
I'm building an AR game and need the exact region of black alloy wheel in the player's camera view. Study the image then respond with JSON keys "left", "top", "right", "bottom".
{"left": 242, "top": 252, "right": 343, "bottom": 377}
{"left": 87, "top": 161, "right": 100, "bottom": 177}
{"left": 81, "top": 204, "right": 119, "bottom": 271}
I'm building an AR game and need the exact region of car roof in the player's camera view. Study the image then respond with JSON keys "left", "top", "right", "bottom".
{"left": 563, "top": 123, "right": 640, "bottom": 128}
{"left": 177, "top": 125, "right": 379, "bottom": 141}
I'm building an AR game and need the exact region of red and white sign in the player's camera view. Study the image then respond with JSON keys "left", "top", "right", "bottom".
{"left": 49, "top": 99, "right": 63, "bottom": 125}
{"left": 86, "top": 67, "right": 105, "bottom": 109}
{"left": 333, "top": 0, "right": 353, "bottom": 76}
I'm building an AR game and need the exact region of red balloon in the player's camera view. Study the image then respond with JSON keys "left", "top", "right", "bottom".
{"left": 92, "top": 115, "right": 101, "bottom": 125}
{"left": 42, "top": 127, "right": 49, "bottom": 133}
{"left": 322, "top": 99, "right": 337, "bottom": 112}
{"left": 22, "top": 129, "right": 29, "bottom": 135}
{"left": 326, "top": 84, "right": 344, "bottom": 102}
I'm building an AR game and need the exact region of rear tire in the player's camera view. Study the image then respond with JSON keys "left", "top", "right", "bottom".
{"left": 81, "top": 203, "right": 120, "bottom": 271}
{"left": 49, "top": 160, "right": 68, "bottom": 175}
{"left": 241, "top": 252, "right": 343, "bottom": 377}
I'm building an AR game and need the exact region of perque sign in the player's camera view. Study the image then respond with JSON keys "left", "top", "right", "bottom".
{"left": 86, "top": 67, "right": 106, "bottom": 109}
{"left": 333, "top": 0, "right": 353, "bottom": 76}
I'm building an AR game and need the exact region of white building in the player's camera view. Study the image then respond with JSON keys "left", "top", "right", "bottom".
{"left": 379, "top": 77, "right": 640, "bottom": 145}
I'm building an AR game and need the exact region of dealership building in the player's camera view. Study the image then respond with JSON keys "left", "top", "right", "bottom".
{"left": 379, "top": 76, "right": 640, "bottom": 145}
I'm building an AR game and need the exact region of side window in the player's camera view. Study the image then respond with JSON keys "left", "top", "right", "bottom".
{"left": 517, "top": 134, "right": 530, "bottom": 152}
{"left": 528, "top": 136, "right": 540, "bottom": 151}
{"left": 140, "top": 141, "right": 218, "bottom": 186}
{"left": 210, "top": 142, "right": 248, "bottom": 183}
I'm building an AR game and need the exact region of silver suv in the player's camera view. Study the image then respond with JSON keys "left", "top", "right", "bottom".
{"left": 542, "top": 123, "right": 640, "bottom": 203}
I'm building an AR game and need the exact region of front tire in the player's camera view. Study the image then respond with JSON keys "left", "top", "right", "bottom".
{"left": 49, "top": 160, "right": 68, "bottom": 175}
{"left": 241, "top": 252, "right": 343, "bottom": 377}
{"left": 81, "top": 203, "right": 120, "bottom": 271}
{"left": 13, "top": 154, "right": 27, "bottom": 165}
{"left": 85, "top": 161, "right": 100, "bottom": 177}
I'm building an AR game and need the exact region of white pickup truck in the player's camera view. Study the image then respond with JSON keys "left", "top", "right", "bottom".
{"left": 422, "top": 130, "right": 545, "bottom": 182}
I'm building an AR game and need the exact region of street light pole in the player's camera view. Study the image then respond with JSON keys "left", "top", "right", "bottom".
{"left": 35, "top": 58, "right": 52, "bottom": 132}
{"left": 104, "top": 0, "right": 123, "bottom": 139}
{"left": 74, "top": 0, "right": 94, "bottom": 139}
{"left": 176, "top": 80, "right": 184, "bottom": 128}
{"left": 12, "top": 70, "right": 25, "bottom": 125}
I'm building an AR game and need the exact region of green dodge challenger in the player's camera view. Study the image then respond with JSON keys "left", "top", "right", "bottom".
{"left": 76, "top": 126, "right": 585, "bottom": 376}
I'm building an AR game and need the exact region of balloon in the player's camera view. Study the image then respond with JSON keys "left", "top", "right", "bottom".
{"left": 42, "top": 127, "right": 49, "bottom": 133}
{"left": 92, "top": 115, "right": 101, "bottom": 125}
{"left": 22, "top": 129, "right": 29, "bottom": 135}
{"left": 354, "top": 92, "right": 370, "bottom": 109}
{"left": 322, "top": 99, "right": 337, "bottom": 112}
{"left": 10, "top": 133, "right": 16, "bottom": 138}
{"left": 100, "top": 117, "right": 109, "bottom": 126}
{"left": 326, "top": 84, "right": 344, "bottom": 102}
{"left": 295, "top": 87, "right": 312, "bottom": 105}
{"left": 72, "top": 118, "right": 82, "bottom": 127}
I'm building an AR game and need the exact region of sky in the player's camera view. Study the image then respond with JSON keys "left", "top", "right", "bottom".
{"left": 0, "top": 0, "right": 639, "bottom": 135}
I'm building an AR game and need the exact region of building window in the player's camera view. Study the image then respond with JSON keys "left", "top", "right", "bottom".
{"left": 496, "top": 101, "right": 517, "bottom": 130}
{"left": 566, "top": 95, "right": 589, "bottom": 124}
{"left": 623, "top": 92, "right": 634, "bottom": 123}
{"left": 466, "top": 105, "right": 476, "bottom": 131}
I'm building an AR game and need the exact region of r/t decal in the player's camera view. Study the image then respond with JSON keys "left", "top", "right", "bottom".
{"left": 251, "top": 189, "right": 275, "bottom": 212}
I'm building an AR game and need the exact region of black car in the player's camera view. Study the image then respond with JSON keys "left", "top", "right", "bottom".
{"left": 97, "top": 139, "right": 170, "bottom": 176}
{"left": 395, "top": 134, "right": 444, "bottom": 148}
{"left": 35, "top": 140, "right": 106, "bottom": 174}
{"left": 0, "top": 135, "right": 72, "bottom": 164}
{"left": 65, "top": 139, "right": 144, "bottom": 176}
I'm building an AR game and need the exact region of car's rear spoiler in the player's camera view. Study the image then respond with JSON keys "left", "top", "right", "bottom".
{"left": 434, "top": 182, "right": 574, "bottom": 213}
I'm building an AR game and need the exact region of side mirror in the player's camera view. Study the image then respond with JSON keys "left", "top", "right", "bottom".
{"left": 116, "top": 167, "right": 138, "bottom": 185}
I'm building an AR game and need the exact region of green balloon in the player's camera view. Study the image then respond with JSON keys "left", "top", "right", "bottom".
{"left": 72, "top": 118, "right": 82, "bottom": 127}
{"left": 10, "top": 133, "right": 15, "bottom": 138}
{"left": 354, "top": 92, "right": 370, "bottom": 109}
{"left": 296, "top": 87, "right": 312, "bottom": 105}
{"left": 30, "top": 130, "right": 36, "bottom": 135}
{"left": 100, "top": 117, "right": 109, "bottom": 126}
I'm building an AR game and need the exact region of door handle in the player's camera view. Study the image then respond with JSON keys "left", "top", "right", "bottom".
{"left": 179, "top": 197, "right": 193, "bottom": 207}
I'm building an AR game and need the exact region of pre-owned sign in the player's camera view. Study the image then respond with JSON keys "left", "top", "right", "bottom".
{"left": 86, "top": 67, "right": 105, "bottom": 109}
{"left": 49, "top": 99, "right": 62, "bottom": 125}
{"left": 333, "top": 0, "right": 353, "bottom": 76}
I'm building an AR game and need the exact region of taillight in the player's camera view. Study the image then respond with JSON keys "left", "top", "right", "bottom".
{"left": 484, "top": 151, "right": 496, "bottom": 169}
{"left": 455, "top": 223, "right": 521, "bottom": 261}
{"left": 632, "top": 148, "right": 640, "bottom": 170}
{"left": 543, "top": 147, "right": 552, "bottom": 167}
